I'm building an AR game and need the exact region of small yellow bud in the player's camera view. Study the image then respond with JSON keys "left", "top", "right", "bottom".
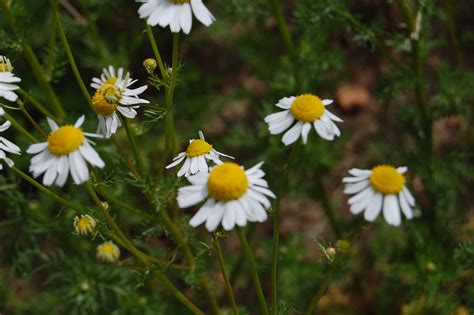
{"left": 79, "top": 281, "right": 90, "bottom": 291}
{"left": 426, "top": 262, "right": 436, "bottom": 272}
{"left": 167, "top": 67, "right": 173, "bottom": 76}
{"left": 143, "top": 58, "right": 157, "bottom": 74}
{"left": 96, "top": 241, "right": 120, "bottom": 263}
{"left": 336, "top": 239, "right": 352, "bottom": 255}
{"left": 73, "top": 215, "right": 97, "bottom": 236}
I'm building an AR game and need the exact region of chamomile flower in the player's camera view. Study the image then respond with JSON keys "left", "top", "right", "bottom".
{"left": 90, "top": 66, "right": 149, "bottom": 138}
{"left": 138, "top": 0, "right": 215, "bottom": 35}
{"left": 166, "top": 131, "right": 233, "bottom": 177}
{"left": 26, "top": 116, "right": 105, "bottom": 187}
{"left": 96, "top": 241, "right": 120, "bottom": 263}
{"left": 0, "top": 56, "right": 21, "bottom": 102}
{"left": 73, "top": 215, "right": 97, "bottom": 236}
{"left": 178, "top": 162, "right": 275, "bottom": 231}
{"left": 0, "top": 108, "right": 21, "bottom": 170}
{"left": 264, "top": 94, "right": 343, "bottom": 145}
{"left": 343, "top": 165, "right": 416, "bottom": 226}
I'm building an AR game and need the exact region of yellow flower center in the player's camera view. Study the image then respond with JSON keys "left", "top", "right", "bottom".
{"left": 185, "top": 139, "right": 213, "bottom": 157}
{"left": 171, "top": 0, "right": 190, "bottom": 4}
{"left": 207, "top": 163, "right": 249, "bottom": 201}
{"left": 76, "top": 217, "right": 94, "bottom": 230}
{"left": 47, "top": 125, "right": 84, "bottom": 156}
{"left": 290, "top": 94, "right": 325, "bottom": 122}
{"left": 91, "top": 83, "right": 122, "bottom": 116}
{"left": 100, "top": 243, "right": 116, "bottom": 255}
{"left": 105, "top": 77, "right": 118, "bottom": 85}
{"left": 370, "top": 165, "right": 405, "bottom": 195}
{"left": 0, "top": 62, "right": 12, "bottom": 72}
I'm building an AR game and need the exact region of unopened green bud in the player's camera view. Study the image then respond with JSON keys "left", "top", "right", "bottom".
{"left": 336, "top": 239, "right": 351, "bottom": 254}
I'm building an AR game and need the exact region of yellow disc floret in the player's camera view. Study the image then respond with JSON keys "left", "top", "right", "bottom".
{"left": 185, "top": 139, "right": 213, "bottom": 157}
{"left": 92, "top": 84, "right": 121, "bottom": 116}
{"left": 96, "top": 241, "right": 120, "bottom": 263}
{"left": 47, "top": 125, "right": 84, "bottom": 156}
{"left": 370, "top": 165, "right": 405, "bottom": 195}
{"left": 171, "top": 0, "right": 190, "bottom": 4}
{"left": 0, "top": 56, "right": 13, "bottom": 72}
{"left": 290, "top": 94, "right": 325, "bottom": 122}
{"left": 73, "top": 215, "right": 97, "bottom": 235}
{"left": 208, "top": 163, "right": 249, "bottom": 201}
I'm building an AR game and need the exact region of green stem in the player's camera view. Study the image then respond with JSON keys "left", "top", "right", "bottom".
{"left": 271, "top": 141, "right": 300, "bottom": 314}
{"left": 0, "top": 2, "right": 65, "bottom": 118}
{"left": 1, "top": 110, "right": 38, "bottom": 143}
{"left": 303, "top": 260, "right": 338, "bottom": 315}
{"left": 236, "top": 227, "right": 269, "bottom": 315}
{"left": 395, "top": 0, "right": 432, "bottom": 157}
{"left": 155, "top": 272, "right": 206, "bottom": 315}
{"left": 314, "top": 171, "right": 341, "bottom": 238}
{"left": 94, "top": 186, "right": 154, "bottom": 220}
{"left": 151, "top": 198, "right": 220, "bottom": 315}
{"left": 164, "top": 33, "right": 179, "bottom": 161}
{"left": 11, "top": 166, "right": 84, "bottom": 213}
{"left": 111, "top": 136, "right": 141, "bottom": 179}
{"left": 17, "top": 88, "right": 55, "bottom": 118}
{"left": 145, "top": 24, "right": 167, "bottom": 80}
{"left": 122, "top": 118, "right": 146, "bottom": 179}
{"left": 446, "top": 0, "right": 462, "bottom": 66}
{"left": 213, "top": 235, "right": 239, "bottom": 315}
{"left": 51, "top": 0, "right": 91, "bottom": 104}
{"left": 269, "top": 0, "right": 301, "bottom": 92}
{"left": 18, "top": 101, "right": 48, "bottom": 139}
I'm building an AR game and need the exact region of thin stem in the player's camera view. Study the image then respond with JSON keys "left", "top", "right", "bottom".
{"left": 164, "top": 33, "right": 179, "bottom": 162}
{"left": 1, "top": 110, "right": 38, "bottom": 143}
{"left": 17, "top": 88, "right": 55, "bottom": 118}
{"left": 122, "top": 118, "right": 146, "bottom": 179}
{"left": 51, "top": 0, "right": 91, "bottom": 104}
{"left": 314, "top": 171, "right": 341, "bottom": 238}
{"left": 11, "top": 166, "right": 84, "bottom": 213}
{"left": 0, "top": 2, "right": 65, "bottom": 118}
{"left": 155, "top": 272, "right": 206, "bottom": 315}
{"left": 236, "top": 227, "right": 269, "bottom": 315}
{"left": 110, "top": 136, "right": 141, "bottom": 179}
{"left": 94, "top": 186, "right": 154, "bottom": 220}
{"left": 304, "top": 260, "right": 338, "bottom": 315}
{"left": 269, "top": 0, "right": 301, "bottom": 92}
{"left": 395, "top": 0, "right": 432, "bottom": 157}
{"left": 446, "top": 0, "right": 462, "bottom": 66}
{"left": 271, "top": 141, "right": 300, "bottom": 314}
{"left": 213, "top": 235, "right": 239, "bottom": 315}
{"left": 145, "top": 24, "right": 167, "bottom": 80}
{"left": 18, "top": 101, "right": 48, "bottom": 139}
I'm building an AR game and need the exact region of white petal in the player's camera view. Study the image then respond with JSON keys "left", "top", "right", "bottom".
{"left": 322, "top": 99, "right": 333, "bottom": 106}
{"left": 27, "top": 142, "right": 48, "bottom": 154}
{"left": 402, "top": 186, "right": 415, "bottom": 206}
{"left": 191, "top": 0, "right": 215, "bottom": 27}
{"left": 344, "top": 180, "right": 369, "bottom": 194}
{"left": 364, "top": 192, "right": 383, "bottom": 221}
{"left": 74, "top": 115, "right": 85, "bottom": 128}
{"left": 47, "top": 118, "right": 59, "bottom": 131}
{"left": 399, "top": 191, "right": 414, "bottom": 219}
{"left": 222, "top": 203, "right": 236, "bottom": 231}
{"left": 205, "top": 202, "right": 224, "bottom": 231}
{"left": 383, "top": 195, "right": 401, "bottom": 226}
{"left": 282, "top": 122, "right": 302, "bottom": 146}
{"left": 189, "top": 199, "right": 214, "bottom": 227}
{"left": 301, "top": 123, "right": 311, "bottom": 144}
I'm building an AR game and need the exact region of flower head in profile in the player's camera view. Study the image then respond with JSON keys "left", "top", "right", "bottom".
{"left": 73, "top": 214, "right": 97, "bottom": 236}
{"left": 265, "top": 94, "right": 342, "bottom": 145}
{"left": 178, "top": 162, "right": 275, "bottom": 231}
{"left": 90, "top": 66, "right": 149, "bottom": 138}
{"left": 138, "top": 0, "right": 215, "bottom": 34}
{"left": 96, "top": 241, "right": 120, "bottom": 263}
{"left": 0, "top": 108, "right": 21, "bottom": 170}
{"left": 0, "top": 56, "right": 21, "bottom": 102}
{"left": 26, "top": 116, "right": 105, "bottom": 187}
{"left": 343, "top": 165, "right": 416, "bottom": 226}
{"left": 166, "top": 131, "right": 233, "bottom": 177}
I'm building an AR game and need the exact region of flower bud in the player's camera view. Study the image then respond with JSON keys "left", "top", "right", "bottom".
{"left": 143, "top": 58, "right": 157, "bottom": 74}
{"left": 73, "top": 215, "right": 97, "bottom": 236}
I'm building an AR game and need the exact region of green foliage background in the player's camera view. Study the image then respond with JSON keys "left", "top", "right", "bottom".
{"left": 0, "top": 0, "right": 473, "bottom": 314}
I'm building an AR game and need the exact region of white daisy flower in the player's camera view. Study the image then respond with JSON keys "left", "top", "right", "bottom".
{"left": 0, "top": 109, "right": 21, "bottom": 170}
{"left": 26, "top": 116, "right": 105, "bottom": 187}
{"left": 96, "top": 241, "right": 121, "bottom": 263}
{"left": 166, "top": 131, "right": 233, "bottom": 177}
{"left": 90, "top": 66, "right": 149, "bottom": 138}
{"left": 178, "top": 162, "right": 276, "bottom": 231}
{"left": 0, "top": 56, "right": 21, "bottom": 102}
{"left": 343, "top": 165, "right": 416, "bottom": 226}
{"left": 264, "top": 94, "right": 343, "bottom": 145}
{"left": 138, "top": 0, "right": 215, "bottom": 35}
